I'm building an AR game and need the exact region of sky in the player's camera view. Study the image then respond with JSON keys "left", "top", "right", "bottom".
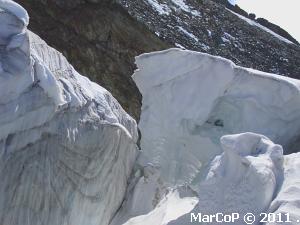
{"left": 229, "top": 0, "right": 300, "bottom": 42}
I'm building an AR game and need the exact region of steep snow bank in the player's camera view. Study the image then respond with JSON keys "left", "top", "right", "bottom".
{"left": 133, "top": 48, "right": 300, "bottom": 186}
{"left": 0, "top": 2, "right": 138, "bottom": 225}
{"left": 267, "top": 152, "right": 300, "bottom": 224}
{"left": 121, "top": 189, "right": 198, "bottom": 225}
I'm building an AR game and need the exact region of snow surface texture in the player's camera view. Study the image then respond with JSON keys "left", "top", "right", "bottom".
{"left": 111, "top": 49, "right": 300, "bottom": 225}
{"left": 0, "top": 2, "right": 138, "bottom": 225}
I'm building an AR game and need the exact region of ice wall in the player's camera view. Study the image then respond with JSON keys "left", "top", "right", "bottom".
{"left": 115, "top": 48, "right": 300, "bottom": 225}
{"left": 0, "top": 1, "right": 138, "bottom": 225}
{"left": 133, "top": 48, "right": 300, "bottom": 186}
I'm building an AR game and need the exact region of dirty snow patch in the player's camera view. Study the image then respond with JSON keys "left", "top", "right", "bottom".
{"left": 177, "top": 27, "right": 199, "bottom": 42}
{"left": 146, "top": 0, "right": 171, "bottom": 15}
{"left": 171, "top": 0, "right": 201, "bottom": 16}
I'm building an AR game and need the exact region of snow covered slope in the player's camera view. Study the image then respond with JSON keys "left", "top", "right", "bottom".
{"left": 0, "top": 1, "right": 138, "bottom": 225}
{"left": 111, "top": 49, "right": 300, "bottom": 225}
{"left": 267, "top": 152, "right": 300, "bottom": 224}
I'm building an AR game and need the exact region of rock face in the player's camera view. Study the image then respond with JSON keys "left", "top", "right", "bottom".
{"left": 0, "top": 2, "right": 138, "bottom": 225}
{"left": 14, "top": 0, "right": 300, "bottom": 120}
{"left": 120, "top": 0, "right": 300, "bottom": 76}
{"left": 111, "top": 49, "right": 300, "bottom": 225}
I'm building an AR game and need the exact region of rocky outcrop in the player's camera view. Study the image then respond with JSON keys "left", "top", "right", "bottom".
{"left": 0, "top": 2, "right": 138, "bottom": 225}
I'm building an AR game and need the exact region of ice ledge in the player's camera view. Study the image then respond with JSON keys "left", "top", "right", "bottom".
{"left": 133, "top": 48, "right": 300, "bottom": 93}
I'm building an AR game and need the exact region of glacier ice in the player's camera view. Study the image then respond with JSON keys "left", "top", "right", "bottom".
{"left": 0, "top": 0, "right": 29, "bottom": 26}
{"left": 2, "top": 1, "right": 300, "bottom": 225}
{"left": 116, "top": 133, "right": 285, "bottom": 225}
{"left": 0, "top": 1, "right": 138, "bottom": 225}
{"left": 133, "top": 48, "right": 300, "bottom": 186}
{"left": 267, "top": 152, "right": 300, "bottom": 224}
{"left": 112, "top": 49, "right": 300, "bottom": 225}
{"left": 189, "top": 133, "right": 284, "bottom": 224}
